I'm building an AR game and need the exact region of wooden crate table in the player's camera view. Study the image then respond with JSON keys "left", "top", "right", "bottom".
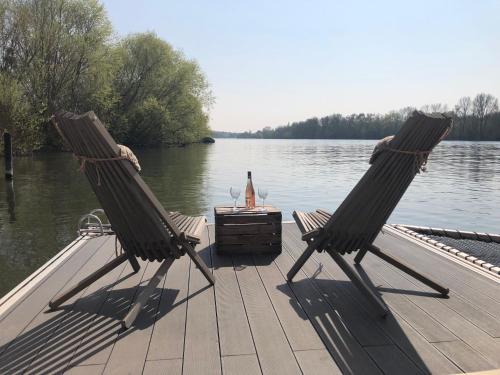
{"left": 214, "top": 206, "right": 282, "bottom": 255}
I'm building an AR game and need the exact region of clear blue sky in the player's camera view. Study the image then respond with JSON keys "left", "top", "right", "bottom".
{"left": 102, "top": 0, "right": 500, "bottom": 132}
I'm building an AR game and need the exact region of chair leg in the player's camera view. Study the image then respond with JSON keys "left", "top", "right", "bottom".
{"left": 185, "top": 245, "right": 215, "bottom": 285}
{"left": 354, "top": 249, "right": 368, "bottom": 264}
{"left": 368, "top": 244, "right": 449, "bottom": 296}
{"left": 287, "top": 241, "right": 317, "bottom": 281}
{"left": 121, "top": 258, "right": 173, "bottom": 329}
{"left": 127, "top": 254, "right": 141, "bottom": 273}
{"left": 49, "top": 253, "right": 128, "bottom": 310}
{"left": 354, "top": 248, "right": 368, "bottom": 264}
{"left": 327, "top": 249, "right": 388, "bottom": 317}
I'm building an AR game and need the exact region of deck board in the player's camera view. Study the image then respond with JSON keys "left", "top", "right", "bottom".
{"left": 0, "top": 236, "right": 113, "bottom": 374}
{"left": 432, "top": 340, "right": 495, "bottom": 373}
{"left": 103, "top": 261, "right": 165, "bottom": 375}
{"left": 221, "top": 354, "right": 262, "bottom": 375}
{"left": 253, "top": 254, "right": 326, "bottom": 351}
{"left": 26, "top": 239, "right": 124, "bottom": 374}
{"left": 209, "top": 226, "right": 256, "bottom": 357}
{"left": 182, "top": 228, "right": 221, "bottom": 375}
{"left": 294, "top": 349, "right": 343, "bottom": 375}
{"left": 274, "top": 241, "right": 382, "bottom": 375}
{"left": 376, "top": 231, "right": 500, "bottom": 328}
{"left": 0, "top": 236, "right": 107, "bottom": 354}
{"left": 358, "top": 249, "right": 500, "bottom": 368}
{"left": 365, "top": 344, "right": 424, "bottom": 375}
{"left": 69, "top": 259, "right": 150, "bottom": 368}
{"left": 377, "top": 230, "right": 500, "bottom": 304}
{"left": 0, "top": 223, "right": 499, "bottom": 374}
{"left": 143, "top": 359, "right": 182, "bottom": 375}
{"left": 283, "top": 226, "right": 461, "bottom": 374}
{"left": 146, "top": 252, "right": 190, "bottom": 361}
{"left": 233, "top": 254, "right": 301, "bottom": 375}
{"left": 283, "top": 229, "right": 394, "bottom": 347}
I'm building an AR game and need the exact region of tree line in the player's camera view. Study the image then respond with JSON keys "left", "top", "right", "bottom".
{"left": 0, "top": 0, "right": 213, "bottom": 154}
{"left": 231, "top": 93, "right": 499, "bottom": 141}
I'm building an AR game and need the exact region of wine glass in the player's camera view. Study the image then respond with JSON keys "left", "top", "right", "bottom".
{"left": 229, "top": 187, "right": 240, "bottom": 211}
{"left": 258, "top": 188, "right": 268, "bottom": 211}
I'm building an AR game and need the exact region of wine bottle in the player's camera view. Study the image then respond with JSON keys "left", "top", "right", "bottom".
{"left": 245, "top": 171, "right": 256, "bottom": 208}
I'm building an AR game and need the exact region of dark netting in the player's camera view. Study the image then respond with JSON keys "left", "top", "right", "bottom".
{"left": 427, "top": 235, "right": 500, "bottom": 267}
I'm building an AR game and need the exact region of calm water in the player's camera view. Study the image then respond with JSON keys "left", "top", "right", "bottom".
{"left": 1, "top": 139, "right": 499, "bottom": 296}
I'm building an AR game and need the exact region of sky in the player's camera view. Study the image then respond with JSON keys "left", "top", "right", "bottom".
{"left": 102, "top": 0, "right": 500, "bottom": 132}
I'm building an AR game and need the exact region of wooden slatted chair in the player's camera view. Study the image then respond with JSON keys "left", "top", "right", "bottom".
{"left": 288, "top": 112, "right": 452, "bottom": 316}
{"left": 49, "top": 111, "right": 214, "bottom": 329}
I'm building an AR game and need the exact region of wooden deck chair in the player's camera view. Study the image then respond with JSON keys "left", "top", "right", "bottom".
{"left": 287, "top": 111, "right": 452, "bottom": 317}
{"left": 49, "top": 111, "right": 215, "bottom": 329}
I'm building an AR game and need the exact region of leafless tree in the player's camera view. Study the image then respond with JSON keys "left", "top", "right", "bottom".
{"left": 398, "top": 106, "right": 417, "bottom": 121}
{"left": 472, "top": 93, "right": 499, "bottom": 140}
{"left": 454, "top": 96, "right": 472, "bottom": 139}
{"left": 420, "top": 103, "right": 448, "bottom": 113}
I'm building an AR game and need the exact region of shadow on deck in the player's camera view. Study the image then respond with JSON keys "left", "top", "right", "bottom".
{"left": 0, "top": 223, "right": 499, "bottom": 374}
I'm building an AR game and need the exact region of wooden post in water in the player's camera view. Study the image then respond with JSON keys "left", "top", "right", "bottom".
{"left": 4, "top": 132, "right": 13, "bottom": 179}
{"left": 6, "top": 179, "right": 15, "bottom": 222}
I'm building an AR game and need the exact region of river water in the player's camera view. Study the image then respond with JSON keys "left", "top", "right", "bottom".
{"left": 1, "top": 139, "right": 499, "bottom": 296}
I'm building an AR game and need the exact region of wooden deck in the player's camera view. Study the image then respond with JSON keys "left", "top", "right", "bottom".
{"left": 0, "top": 223, "right": 499, "bottom": 374}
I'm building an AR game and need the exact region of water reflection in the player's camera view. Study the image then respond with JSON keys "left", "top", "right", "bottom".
{"left": 5, "top": 179, "right": 15, "bottom": 222}
{"left": 136, "top": 144, "right": 210, "bottom": 216}
{"left": 0, "top": 140, "right": 500, "bottom": 297}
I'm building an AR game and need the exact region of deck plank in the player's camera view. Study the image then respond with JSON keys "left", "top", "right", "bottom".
{"left": 67, "top": 259, "right": 150, "bottom": 368}
{"left": 433, "top": 341, "right": 495, "bottom": 373}
{"left": 0, "top": 236, "right": 107, "bottom": 354}
{"left": 146, "top": 253, "right": 190, "bottom": 361}
{"left": 209, "top": 226, "right": 256, "bottom": 357}
{"left": 282, "top": 229, "right": 395, "bottom": 346}
{"left": 182, "top": 229, "right": 221, "bottom": 375}
{"left": 25, "top": 240, "right": 126, "bottom": 374}
{"left": 442, "top": 292, "right": 500, "bottom": 337}
{"left": 294, "top": 349, "right": 343, "bottom": 375}
{"left": 377, "top": 232, "right": 500, "bottom": 308}
{"left": 0, "top": 236, "right": 113, "bottom": 374}
{"left": 143, "top": 359, "right": 182, "bottom": 375}
{"left": 383, "top": 316, "right": 461, "bottom": 374}
{"left": 358, "top": 249, "right": 500, "bottom": 369}
{"left": 387, "top": 227, "right": 500, "bottom": 298}
{"left": 284, "top": 227, "right": 461, "bottom": 374}
{"left": 273, "top": 246, "right": 381, "bottom": 375}
{"left": 64, "top": 363, "right": 105, "bottom": 375}
{"left": 376, "top": 233, "right": 500, "bottom": 329}
{"left": 232, "top": 255, "right": 302, "bottom": 375}
{"left": 365, "top": 345, "right": 424, "bottom": 375}
{"left": 103, "top": 261, "right": 166, "bottom": 374}
{"left": 253, "top": 254, "right": 325, "bottom": 351}
{"left": 283, "top": 222, "right": 456, "bottom": 345}
{"left": 2, "top": 223, "right": 500, "bottom": 375}
{"left": 221, "top": 354, "right": 262, "bottom": 375}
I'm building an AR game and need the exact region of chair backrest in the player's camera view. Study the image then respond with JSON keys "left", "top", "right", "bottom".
{"left": 54, "top": 111, "right": 184, "bottom": 261}
{"left": 322, "top": 111, "right": 452, "bottom": 254}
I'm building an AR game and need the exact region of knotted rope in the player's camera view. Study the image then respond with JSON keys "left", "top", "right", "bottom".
{"left": 374, "top": 124, "right": 452, "bottom": 173}
{"left": 74, "top": 154, "right": 127, "bottom": 186}
{"left": 385, "top": 148, "right": 431, "bottom": 173}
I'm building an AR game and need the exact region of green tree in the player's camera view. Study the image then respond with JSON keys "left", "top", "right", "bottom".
{"left": 0, "top": 0, "right": 114, "bottom": 151}
{"left": 0, "top": 2, "right": 213, "bottom": 153}
{"left": 109, "top": 32, "right": 213, "bottom": 146}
